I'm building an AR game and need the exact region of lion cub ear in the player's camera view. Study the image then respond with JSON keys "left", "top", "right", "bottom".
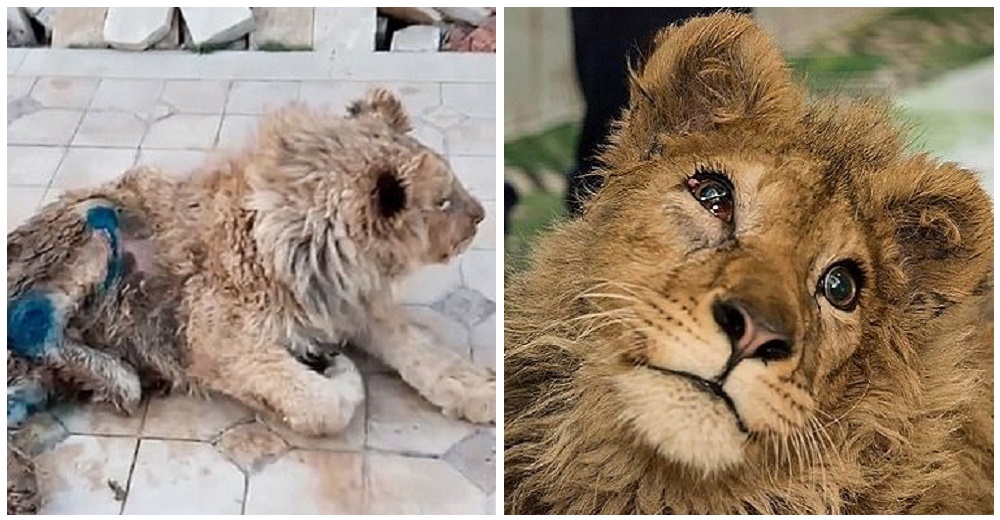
{"left": 347, "top": 87, "right": 413, "bottom": 133}
{"left": 868, "top": 159, "right": 993, "bottom": 322}
{"left": 612, "top": 13, "right": 803, "bottom": 161}
{"left": 368, "top": 153, "right": 435, "bottom": 223}
{"left": 372, "top": 166, "right": 408, "bottom": 220}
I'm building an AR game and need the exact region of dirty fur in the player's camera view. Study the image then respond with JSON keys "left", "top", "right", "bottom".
{"left": 504, "top": 13, "right": 993, "bottom": 514}
{"left": 7, "top": 438, "right": 38, "bottom": 515}
{"left": 7, "top": 88, "right": 495, "bottom": 512}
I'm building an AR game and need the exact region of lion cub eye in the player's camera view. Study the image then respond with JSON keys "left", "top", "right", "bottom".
{"left": 820, "top": 263, "right": 861, "bottom": 311}
{"left": 437, "top": 198, "right": 452, "bottom": 211}
{"left": 686, "top": 171, "right": 734, "bottom": 223}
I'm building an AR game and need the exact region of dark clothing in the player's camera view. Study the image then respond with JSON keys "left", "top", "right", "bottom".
{"left": 566, "top": 8, "right": 752, "bottom": 214}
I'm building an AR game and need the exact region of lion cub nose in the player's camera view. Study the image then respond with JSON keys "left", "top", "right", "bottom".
{"left": 712, "top": 300, "right": 793, "bottom": 363}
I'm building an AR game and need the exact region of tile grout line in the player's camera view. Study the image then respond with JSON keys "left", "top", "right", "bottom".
{"left": 38, "top": 100, "right": 87, "bottom": 205}
{"left": 240, "top": 472, "right": 249, "bottom": 515}
{"left": 135, "top": 80, "right": 167, "bottom": 151}
{"left": 118, "top": 402, "right": 150, "bottom": 515}
{"left": 38, "top": 146, "right": 69, "bottom": 207}
{"left": 214, "top": 80, "right": 236, "bottom": 146}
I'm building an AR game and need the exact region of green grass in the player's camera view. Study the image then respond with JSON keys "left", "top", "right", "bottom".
{"left": 891, "top": 7, "right": 993, "bottom": 24}
{"left": 793, "top": 7, "right": 993, "bottom": 93}
{"left": 504, "top": 122, "right": 579, "bottom": 193}
{"left": 503, "top": 122, "right": 578, "bottom": 271}
{"left": 922, "top": 41, "right": 994, "bottom": 75}
{"left": 505, "top": 189, "right": 566, "bottom": 273}
{"left": 790, "top": 54, "right": 889, "bottom": 91}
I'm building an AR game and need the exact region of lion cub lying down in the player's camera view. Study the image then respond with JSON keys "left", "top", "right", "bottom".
{"left": 8, "top": 88, "right": 495, "bottom": 438}
{"left": 504, "top": 13, "right": 993, "bottom": 514}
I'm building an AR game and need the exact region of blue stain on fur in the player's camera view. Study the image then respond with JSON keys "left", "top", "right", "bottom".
{"left": 86, "top": 205, "right": 124, "bottom": 291}
{"left": 7, "top": 382, "right": 49, "bottom": 428}
{"left": 7, "top": 292, "right": 61, "bottom": 359}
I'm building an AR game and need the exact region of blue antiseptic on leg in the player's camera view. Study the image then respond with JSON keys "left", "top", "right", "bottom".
{"left": 85, "top": 205, "right": 124, "bottom": 291}
{"left": 7, "top": 292, "right": 62, "bottom": 359}
{"left": 7, "top": 381, "right": 50, "bottom": 428}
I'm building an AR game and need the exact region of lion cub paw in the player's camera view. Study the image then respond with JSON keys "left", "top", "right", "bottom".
{"left": 429, "top": 364, "right": 496, "bottom": 424}
{"left": 285, "top": 354, "right": 365, "bottom": 436}
{"left": 87, "top": 357, "right": 142, "bottom": 416}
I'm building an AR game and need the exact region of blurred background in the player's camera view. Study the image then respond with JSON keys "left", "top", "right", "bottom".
{"left": 504, "top": 7, "right": 994, "bottom": 270}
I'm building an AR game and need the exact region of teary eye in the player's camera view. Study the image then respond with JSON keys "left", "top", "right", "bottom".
{"left": 686, "top": 170, "right": 734, "bottom": 223}
{"left": 819, "top": 262, "right": 862, "bottom": 311}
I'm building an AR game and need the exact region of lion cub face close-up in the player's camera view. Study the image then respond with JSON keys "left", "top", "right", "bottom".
{"left": 504, "top": 13, "right": 992, "bottom": 515}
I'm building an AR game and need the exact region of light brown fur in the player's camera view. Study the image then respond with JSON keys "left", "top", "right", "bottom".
{"left": 8, "top": 89, "right": 494, "bottom": 511}
{"left": 103, "top": 89, "right": 492, "bottom": 429}
{"left": 504, "top": 13, "right": 993, "bottom": 514}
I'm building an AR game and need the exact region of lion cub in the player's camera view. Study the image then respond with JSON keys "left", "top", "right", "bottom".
{"left": 504, "top": 13, "right": 993, "bottom": 514}
{"left": 8, "top": 89, "right": 495, "bottom": 437}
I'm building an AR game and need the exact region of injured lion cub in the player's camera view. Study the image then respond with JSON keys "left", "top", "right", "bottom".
{"left": 504, "top": 13, "right": 993, "bottom": 514}
{"left": 8, "top": 88, "right": 495, "bottom": 511}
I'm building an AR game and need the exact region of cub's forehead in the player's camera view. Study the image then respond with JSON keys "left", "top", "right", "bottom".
{"left": 722, "top": 154, "right": 861, "bottom": 233}
{"left": 714, "top": 154, "right": 833, "bottom": 202}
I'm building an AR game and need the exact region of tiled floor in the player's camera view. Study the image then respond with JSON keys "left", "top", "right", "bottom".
{"left": 7, "top": 48, "right": 496, "bottom": 515}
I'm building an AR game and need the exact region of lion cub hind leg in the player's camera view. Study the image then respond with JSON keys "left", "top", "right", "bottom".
{"left": 365, "top": 313, "right": 496, "bottom": 424}
{"left": 199, "top": 347, "right": 365, "bottom": 437}
{"left": 8, "top": 197, "right": 141, "bottom": 418}
{"left": 54, "top": 339, "right": 142, "bottom": 414}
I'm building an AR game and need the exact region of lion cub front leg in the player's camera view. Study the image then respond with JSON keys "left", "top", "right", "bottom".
{"left": 364, "top": 311, "right": 495, "bottom": 424}
{"left": 194, "top": 345, "right": 364, "bottom": 437}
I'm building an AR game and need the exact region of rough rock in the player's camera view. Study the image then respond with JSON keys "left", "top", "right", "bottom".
{"left": 180, "top": 7, "right": 253, "bottom": 47}
{"left": 250, "top": 7, "right": 313, "bottom": 50}
{"left": 313, "top": 7, "right": 375, "bottom": 53}
{"left": 7, "top": 7, "right": 37, "bottom": 47}
{"left": 103, "top": 7, "right": 175, "bottom": 51}
{"left": 51, "top": 8, "right": 108, "bottom": 48}
{"left": 435, "top": 7, "right": 491, "bottom": 26}
{"left": 378, "top": 7, "right": 442, "bottom": 25}
{"left": 376, "top": 15, "right": 389, "bottom": 49}
{"left": 151, "top": 9, "right": 181, "bottom": 50}
{"left": 225, "top": 36, "right": 248, "bottom": 50}
{"left": 23, "top": 7, "right": 58, "bottom": 39}
{"left": 444, "top": 14, "right": 496, "bottom": 53}
{"left": 391, "top": 24, "right": 441, "bottom": 52}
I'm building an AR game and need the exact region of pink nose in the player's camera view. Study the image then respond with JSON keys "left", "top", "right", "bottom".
{"left": 711, "top": 300, "right": 792, "bottom": 362}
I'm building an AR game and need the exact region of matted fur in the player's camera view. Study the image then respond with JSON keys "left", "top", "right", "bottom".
{"left": 504, "top": 13, "right": 993, "bottom": 514}
{"left": 8, "top": 89, "right": 494, "bottom": 511}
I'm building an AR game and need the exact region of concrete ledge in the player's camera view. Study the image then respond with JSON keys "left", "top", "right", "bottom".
{"left": 330, "top": 51, "right": 495, "bottom": 83}
{"left": 11, "top": 48, "right": 495, "bottom": 83}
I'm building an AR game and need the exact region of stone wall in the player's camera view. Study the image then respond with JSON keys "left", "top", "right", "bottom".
{"left": 7, "top": 7, "right": 497, "bottom": 53}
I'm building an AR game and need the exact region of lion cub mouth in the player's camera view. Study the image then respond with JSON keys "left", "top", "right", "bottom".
{"left": 641, "top": 363, "right": 747, "bottom": 433}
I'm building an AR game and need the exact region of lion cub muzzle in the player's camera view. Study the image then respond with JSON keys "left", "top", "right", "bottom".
{"left": 435, "top": 191, "right": 485, "bottom": 262}
{"left": 711, "top": 298, "right": 793, "bottom": 376}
